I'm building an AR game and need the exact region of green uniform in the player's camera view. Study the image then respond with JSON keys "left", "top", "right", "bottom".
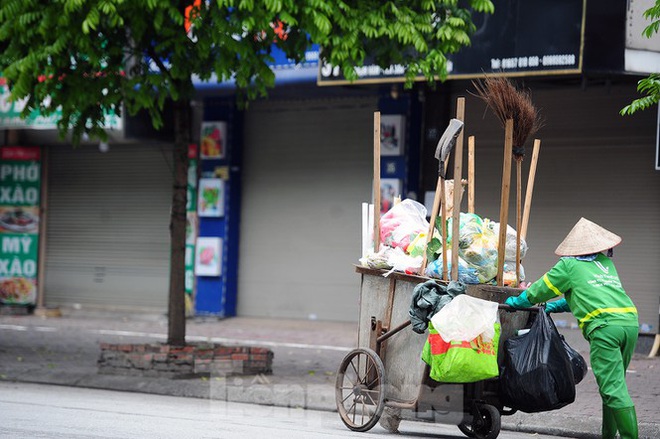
{"left": 523, "top": 254, "right": 639, "bottom": 438}
{"left": 525, "top": 254, "right": 638, "bottom": 339}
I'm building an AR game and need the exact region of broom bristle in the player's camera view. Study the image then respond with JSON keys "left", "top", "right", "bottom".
{"left": 471, "top": 76, "right": 543, "bottom": 158}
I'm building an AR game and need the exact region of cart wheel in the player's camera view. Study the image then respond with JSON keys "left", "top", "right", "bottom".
{"left": 458, "top": 403, "right": 501, "bottom": 439}
{"left": 335, "top": 348, "right": 386, "bottom": 432}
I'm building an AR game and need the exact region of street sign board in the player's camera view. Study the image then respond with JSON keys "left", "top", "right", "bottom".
{"left": 318, "top": 0, "right": 585, "bottom": 85}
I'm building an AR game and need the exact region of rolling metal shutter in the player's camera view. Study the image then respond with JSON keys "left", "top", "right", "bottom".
{"left": 451, "top": 82, "right": 660, "bottom": 333}
{"left": 238, "top": 96, "right": 378, "bottom": 321}
{"left": 44, "top": 143, "right": 174, "bottom": 311}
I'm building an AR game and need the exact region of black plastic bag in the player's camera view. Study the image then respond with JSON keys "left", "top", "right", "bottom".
{"left": 560, "top": 335, "right": 588, "bottom": 385}
{"left": 500, "top": 310, "right": 576, "bottom": 413}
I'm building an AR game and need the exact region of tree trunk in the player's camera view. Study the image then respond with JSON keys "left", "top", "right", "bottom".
{"left": 167, "top": 99, "right": 191, "bottom": 345}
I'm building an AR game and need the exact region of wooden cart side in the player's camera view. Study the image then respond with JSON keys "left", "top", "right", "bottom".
{"left": 355, "top": 266, "right": 531, "bottom": 371}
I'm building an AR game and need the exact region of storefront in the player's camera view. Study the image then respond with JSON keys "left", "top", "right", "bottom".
{"left": 43, "top": 143, "right": 174, "bottom": 311}
{"left": 1, "top": 0, "right": 657, "bottom": 337}
{"left": 236, "top": 94, "right": 378, "bottom": 320}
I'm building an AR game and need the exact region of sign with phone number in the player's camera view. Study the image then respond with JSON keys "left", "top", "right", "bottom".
{"left": 318, "top": 0, "right": 585, "bottom": 85}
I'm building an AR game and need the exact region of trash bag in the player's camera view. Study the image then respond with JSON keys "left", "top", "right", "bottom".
{"left": 500, "top": 310, "right": 576, "bottom": 413}
{"left": 502, "top": 261, "right": 525, "bottom": 287}
{"left": 384, "top": 246, "right": 422, "bottom": 275}
{"left": 457, "top": 218, "right": 499, "bottom": 282}
{"left": 431, "top": 294, "right": 499, "bottom": 342}
{"left": 406, "top": 231, "right": 427, "bottom": 257}
{"left": 487, "top": 221, "right": 528, "bottom": 260}
{"left": 422, "top": 321, "right": 501, "bottom": 383}
{"left": 560, "top": 335, "right": 588, "bottom": 385}
{"left": 408, "top": 280, "right": 465, "bottom": 334}
{"left": 379, "top": 199, "right": 429, "bottom": 251}
{"left": 445, "top": 212, "right": 483, "bottom": 248}
{"left": 425, "top": 250, "right": 481, "bottom": 284}
{"left": 359, "top": 246, "right": 394, "bottom": 269}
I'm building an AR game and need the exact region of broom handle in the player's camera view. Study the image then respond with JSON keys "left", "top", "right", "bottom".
{"left": 451, "top": 97, "right": 466, "bottom": 282}
{"left": 373, "top": 111, "right": 381, "bottom": 252}
{"left": 521, "top": 139, "right": 541, "bottom": 241}
{"left": 468, "top": 136, "right": 475, "bottom": 214}
{"left": 496, "top": 120, "right": 514, "bottom": 286}
{"left": 516, "top": 160, "right": 522, "bottom": 287}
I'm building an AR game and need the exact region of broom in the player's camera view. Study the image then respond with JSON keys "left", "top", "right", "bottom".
{"left": 472, "top": 77, "right": 542, "bottom": 286}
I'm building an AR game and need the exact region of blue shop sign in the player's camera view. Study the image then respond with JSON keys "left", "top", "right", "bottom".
{"left": 193, "top": 44, "right": 319, "bottom": 90}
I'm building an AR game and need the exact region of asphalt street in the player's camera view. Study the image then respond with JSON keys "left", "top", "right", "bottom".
{"left": 1, "top": 381, "right": 576, "bottom": 439}
{"left": 0, "top": 308, "right": 658, "bottom": 438}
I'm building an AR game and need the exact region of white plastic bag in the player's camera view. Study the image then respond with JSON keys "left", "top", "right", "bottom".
{"left": 430, "top": 294, "right": 499, "bottom": 342}
{"left": 488, "top": 221, "right": 528, "bottom": 261}
{"left": 383, "top": 246, "right": 422, "bottom": 276}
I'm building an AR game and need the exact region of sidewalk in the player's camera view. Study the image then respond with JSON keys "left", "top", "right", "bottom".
{"left": 0, "top": 308, "right": 658, "bottom": 439}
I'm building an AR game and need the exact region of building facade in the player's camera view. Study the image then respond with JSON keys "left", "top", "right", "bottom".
{"left": 1, "top": 0, "right": 658, "bottom": 342}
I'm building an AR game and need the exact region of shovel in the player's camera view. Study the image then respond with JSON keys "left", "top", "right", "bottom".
{"left": 419, "top": 118, "right": 464, "bottom": 277}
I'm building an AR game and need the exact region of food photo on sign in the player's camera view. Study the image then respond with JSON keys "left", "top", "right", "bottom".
{"left": 0, "top": 206, "right": 39, "bottom": 234}
{"left": 197, "top": 178, "right": 225, "bottom": 217}
{"left": 0, "top": 277, "right": 36, "bottom": 305}
{"left": 194, "top": 237, "right": 222, "bottom": 277}
{"left": 200, "top": 121, "right": 227, "bottom": 159}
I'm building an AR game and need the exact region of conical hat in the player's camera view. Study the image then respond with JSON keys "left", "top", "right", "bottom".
{"left": 555, "top": 217, "right": 622, "bottom": 256}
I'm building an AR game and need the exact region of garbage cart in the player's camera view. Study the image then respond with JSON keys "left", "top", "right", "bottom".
{"left": 335, "top": 266, "right": 536, "bottom": 439}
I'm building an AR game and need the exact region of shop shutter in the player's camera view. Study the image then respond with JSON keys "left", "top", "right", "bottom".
{"left": 238, "top": 96, "right": 378, "bottom": 321}
{"left": 44, "top": 143, "right": 174, "bottom": 310}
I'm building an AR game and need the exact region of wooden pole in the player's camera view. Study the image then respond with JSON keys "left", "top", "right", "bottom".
{"left": 419, "top": 142, "right": 452, "bottom": 276}
{"left": 521, "top": 139, "right": 541, "bottom": 241}
{"left": 450, "top": 98, "right": 466, "bottom": 281}
{"left": 420, "top": 178, "right": 441, "bottom": 275}
{"left": 373, "top": 111, "right": 381, "bottom": 252}
{"left": 33, "top": 147, "right": 60, "bottom": 317}
{"left": 36, "top": 146, "right": 48, "bottom": 310}
{"left": 440, "top": 179, "right": 449, "bottom": 280}
{"left": 420, "top": 160, "right": 451, "bottom": 276}
{"left": 467, "top": 136, "right": 475, "bottom": 214}
{"left": 515, "top": 158, "right": 522, "bottom": 287}
{"left": 496, "top": 120, "right": 514, "bottom": 286}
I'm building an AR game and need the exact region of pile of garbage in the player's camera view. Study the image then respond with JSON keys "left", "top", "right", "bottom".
{"left": 359, "top": 199, "right": 527, "bottom": 286}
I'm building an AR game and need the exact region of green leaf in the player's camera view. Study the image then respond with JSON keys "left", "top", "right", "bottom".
{"left": 239, "top": 0, "right": 254, "bottom": 11}
{"left": 426, "top": 237, "right": 442, "bottom": 262}
{"left": 312, "top": 12, "right": 331, "bottom": 34}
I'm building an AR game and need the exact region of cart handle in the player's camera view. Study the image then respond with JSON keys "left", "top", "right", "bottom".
{"left": 376, "top": 304, "right": 539, "bottom": 347}
{"left": 499, "top": 303, "right": 542, "bottom": 312}
{"left": 377, "top": 319, "right": 411, "bottom": 345}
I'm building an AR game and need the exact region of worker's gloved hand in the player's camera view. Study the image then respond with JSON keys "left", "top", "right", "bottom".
{"left": 505, "top": 291, "right": 533, "bottom": 309}
{"left": 544, "top": 298, "right": 570, "bottom": 314}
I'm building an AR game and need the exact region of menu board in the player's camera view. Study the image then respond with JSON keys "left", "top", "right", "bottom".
{"left": 0, "top": 146, "right": 41, "bottom": 306}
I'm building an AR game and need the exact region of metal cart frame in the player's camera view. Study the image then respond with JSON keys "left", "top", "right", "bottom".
{"left": 335, "top": 267, "right": 537, "bottom": 439}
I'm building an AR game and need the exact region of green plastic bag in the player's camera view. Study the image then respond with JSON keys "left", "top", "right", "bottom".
{"left": 422, "top": 321, "right": 500, "bottom": 383}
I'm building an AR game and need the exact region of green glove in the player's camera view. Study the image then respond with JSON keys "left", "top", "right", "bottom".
{"left": 545, "top": 298, "right": 570, "bottom": 314}
{"left": 505, "top": 291, "right": 533, "bottom": 309}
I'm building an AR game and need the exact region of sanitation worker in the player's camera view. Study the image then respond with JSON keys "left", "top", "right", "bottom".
{"left": 505, "top": 217, "right": 639, "bottom": 439}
